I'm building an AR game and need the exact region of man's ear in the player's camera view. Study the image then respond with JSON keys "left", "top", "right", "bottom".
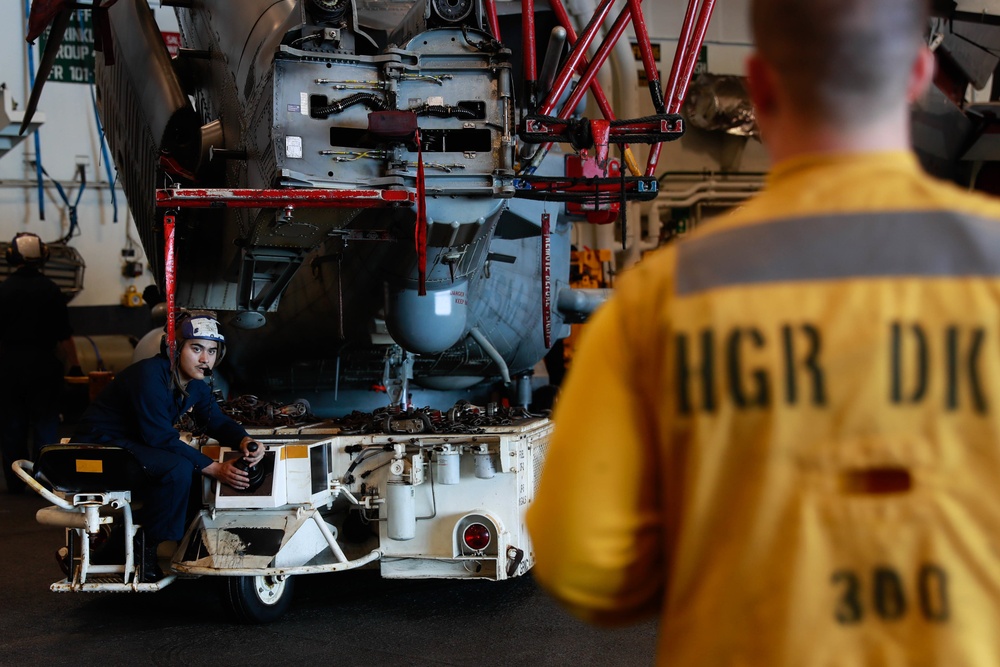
{"left": 907, "top": 45, "right": 935, "bottom": 103}
{"left": 746, "top": 53, "right": 777, "bottom": 118}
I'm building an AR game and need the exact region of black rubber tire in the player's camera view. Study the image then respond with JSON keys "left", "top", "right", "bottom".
{"left": 223, "top": 574, "right": 295, "bottom": 624}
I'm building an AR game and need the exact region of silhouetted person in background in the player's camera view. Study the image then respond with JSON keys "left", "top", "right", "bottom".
{"left": 0, "top": 232, "right": 79, "bottom": 494}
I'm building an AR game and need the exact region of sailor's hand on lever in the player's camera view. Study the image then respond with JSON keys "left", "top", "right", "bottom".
{"left": 240, "top": 436, "right": 266, "bottom": 466}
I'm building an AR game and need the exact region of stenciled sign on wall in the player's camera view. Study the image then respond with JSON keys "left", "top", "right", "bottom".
{"left": 36, "top": 10, "right": 181, "bottom": 84}
{"left": 38, "top": 9, "right": 95, "bottom": 84}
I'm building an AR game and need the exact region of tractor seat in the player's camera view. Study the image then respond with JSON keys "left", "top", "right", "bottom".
{"left": 34, "top": 444, "right": 149, "bottom": 494}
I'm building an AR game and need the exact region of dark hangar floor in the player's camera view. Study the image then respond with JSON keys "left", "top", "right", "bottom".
{"left": 0, "top": 482, "right": 657, "bottom": 667}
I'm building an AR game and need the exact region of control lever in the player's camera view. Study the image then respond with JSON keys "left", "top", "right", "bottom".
{"left": 234, "top": 441, "right": 266, "bottom": 492}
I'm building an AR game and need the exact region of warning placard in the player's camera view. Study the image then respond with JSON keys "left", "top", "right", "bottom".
{"left": 637, "top": 45, "right": 708, "bottom": 87}
{"left": 630, "top": 42, "right": 662, "bottom": 61}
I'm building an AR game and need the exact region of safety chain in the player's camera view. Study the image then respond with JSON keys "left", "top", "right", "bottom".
{"left": 218, "top": 395, "right": 316, "bottom": 428}
{"left": 177, "top": 395, "right": 315, "bottom": 436}
{"left": 333, "top": 400, "right": 538, "bottom": 435}
{"left": 180, "top": 396, "right": 540, "bottom": 436}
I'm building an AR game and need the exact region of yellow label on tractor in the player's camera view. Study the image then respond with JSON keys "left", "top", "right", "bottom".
{"left": 75, "top": 459, "right": 103, "bottom": 474}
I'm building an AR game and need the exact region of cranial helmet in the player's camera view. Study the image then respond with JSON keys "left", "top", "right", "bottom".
{"left": 6, "top": 232, "right": 49, "bottom": 267}
{"left": 165, "top": 312, "right": 227, "bottom": 364}
{"left": 180, "top": 314, "right": 226, "bottom": 345}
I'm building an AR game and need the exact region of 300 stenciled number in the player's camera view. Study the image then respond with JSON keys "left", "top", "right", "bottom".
{"left": 831, "top": 564, "right": 949, "bottom": 624}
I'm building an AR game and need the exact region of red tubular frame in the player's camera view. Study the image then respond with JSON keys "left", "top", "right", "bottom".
{"left": 665, "top": 0, "right": 717, "bottom": 115}
{"left": 522, "top": 0, "right": 537, "bottom": 106}
{"left": 663, "top": 0, "right": 700, "bottom": 114}
{"left": 646, "top": 0, "right": 716, "bottom": 175}
{"left": 537, "top": 0, "right": 617, "bottom": 118}
{"left": 626, "top": 0, "right": 662, "bottom": 99}
{"left": 522, "top": 0, "right": 716, "bottom": 178}
{"left": 556, "top": 5, "right": 633, "bottom": 121}
{"left": 483, "top": 0, "right": 501, "bottom": 41}
{"left": 547, "top": 0, "right": 616, "bottom": 121}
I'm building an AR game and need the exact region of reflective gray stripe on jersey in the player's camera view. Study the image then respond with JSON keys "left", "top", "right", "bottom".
{"left": 675, "top": 210, "right": 1000, "bottom": 295}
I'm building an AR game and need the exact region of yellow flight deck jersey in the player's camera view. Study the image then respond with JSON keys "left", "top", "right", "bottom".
{"left": 527, "top": 151, "right": 1000, "bottom": 666}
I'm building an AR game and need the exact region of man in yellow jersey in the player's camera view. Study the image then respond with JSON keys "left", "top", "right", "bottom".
{"left": 527, "top": 0, "right": 1000, "bottom": 664}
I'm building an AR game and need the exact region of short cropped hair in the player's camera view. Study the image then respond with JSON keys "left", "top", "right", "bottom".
{"left": 751, "top": 0, "right": 930, "bottom": 125}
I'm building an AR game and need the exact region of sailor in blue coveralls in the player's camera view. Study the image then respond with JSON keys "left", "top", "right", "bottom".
{"left": 73, "top": 313, "right": 264, "bottom": 581}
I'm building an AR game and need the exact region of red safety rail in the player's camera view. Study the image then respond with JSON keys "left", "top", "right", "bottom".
{"left": 155, "top": 188, "right": 417, "bottom": 209}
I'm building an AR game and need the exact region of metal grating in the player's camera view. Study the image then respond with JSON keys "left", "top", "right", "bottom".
{"left": 532, "top": 431, "right": 549, "bottom": 496}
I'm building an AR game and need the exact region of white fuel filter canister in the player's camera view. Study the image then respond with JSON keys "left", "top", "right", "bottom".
{"left": 386, "top": 480, "right": 416, "bottom": 541}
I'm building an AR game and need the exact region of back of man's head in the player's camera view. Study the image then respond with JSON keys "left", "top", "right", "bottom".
{"left": 6, "top": 232, "right": 49, "bottom": 267}
{"left": 751, "top": 0, "right": 929, "bottom": 126}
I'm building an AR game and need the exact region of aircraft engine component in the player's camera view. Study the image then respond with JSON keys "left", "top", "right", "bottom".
{"left": 87, "top": 0, "right": 571, "bottom": 413}
{"left": 308, "top": 0, "right": 351, "bottom": 23}
{"left": 431, "top": 0, "right": 474, "bottom": 23}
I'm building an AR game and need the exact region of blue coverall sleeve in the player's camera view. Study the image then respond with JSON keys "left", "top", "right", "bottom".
{"left": 128, "top": 362, "right": 215, "bottom": 469}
